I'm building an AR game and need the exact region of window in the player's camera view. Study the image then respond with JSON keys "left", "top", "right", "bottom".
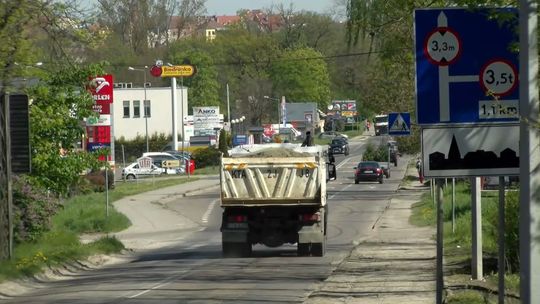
{"left": 144, "top": 100, "right": 151, "bottom": 117}
{"left": 133, "top": 100, "right": 140, "bottom": 118}
{"left": 123, "top": 101, "right": 130, "bottom": 118}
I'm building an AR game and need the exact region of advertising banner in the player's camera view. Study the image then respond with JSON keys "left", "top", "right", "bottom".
{"left": 87, "top": 75, "right": 113, "bottom": 161}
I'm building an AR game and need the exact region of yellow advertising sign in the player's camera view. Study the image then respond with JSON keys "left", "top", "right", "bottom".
{"left": 161, "top": 65, "right": 196, "bottom": 77}
{"left": 162, "top": 160, "right": 181, "bottom": 168}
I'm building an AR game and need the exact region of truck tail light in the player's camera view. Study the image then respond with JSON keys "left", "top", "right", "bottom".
{"left": 300, "top": 213, "right": 320, "bottom": 222}
{"left": 228, "top": 215, "right": 247, "bottom": 223}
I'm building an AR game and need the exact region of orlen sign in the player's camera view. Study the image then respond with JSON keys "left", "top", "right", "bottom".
{"left": 88, "top": 74, "right": 113, "bottom": 114}
{"left": 87, "top": 74, "right": 114, "bottom": 161}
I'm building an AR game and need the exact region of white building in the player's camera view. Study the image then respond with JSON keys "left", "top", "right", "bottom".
{"left": 112, "top": 86, "right": 188, "bottom": 141}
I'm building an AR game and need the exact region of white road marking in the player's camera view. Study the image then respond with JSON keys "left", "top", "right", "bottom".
{"left": 202, "top": 199, "right": 219, "bottom": 224}
{"left": 329, "top": 184, "right": 352, "bottom": 200}
{"left": 128, "top": 270, "right": 189, "bottom": 298}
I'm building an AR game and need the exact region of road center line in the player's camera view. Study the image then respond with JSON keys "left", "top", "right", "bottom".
{"left": 202, "top": 199, "right": 219, "bottom": 224}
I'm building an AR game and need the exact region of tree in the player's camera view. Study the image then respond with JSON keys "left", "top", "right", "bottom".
{"left": 168, "top": 44, "right": 220, "bottom": 110}
{"left": 28, "top": 64, "right": 106, "bottom": 195}
{"left": 172, "top": 0, "right": 207, "bottom": 40}
{"left": 218, "top": 129, "right": 229, "bottom": 155}
{"left": 96, "top": 0, "right": 177, "bottom": 54}
{"left": 270, "top": 47, "right": 331, "bottom": 110}
{"left": 212, "top": 29, "right": 280, "bottom": 125}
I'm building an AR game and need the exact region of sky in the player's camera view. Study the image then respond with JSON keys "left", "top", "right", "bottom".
{"left": 204, "top": 0, "right": 336, "bottom": 15}
{"left": 82, "top": 0, "right": 341, "bottom": 16}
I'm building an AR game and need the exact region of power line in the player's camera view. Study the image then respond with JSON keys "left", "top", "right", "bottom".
{"left": 104, "top": 48, "right": 409, "bottom": 69}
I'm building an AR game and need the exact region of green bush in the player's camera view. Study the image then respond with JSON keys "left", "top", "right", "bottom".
{"left": 12, "top": 175, "right": 61, "bottom": 243}
{"left": 395, "top": 126, "right": 421, "bottom": 154}
{"left": 192, "top": 147, "right": 221, "bottom": 168}
{"left": 361, "top": 143, "right": 388, "bottom": 162}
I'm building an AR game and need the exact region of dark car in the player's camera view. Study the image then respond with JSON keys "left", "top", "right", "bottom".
{"left": 387, "top": 141, "right": 399, "bottom": 166}
{"left": 354, "top": 161, "right": 384, "bottom": 184}
{"left": 329, "top": 138, "right": 349, "bottom": 155}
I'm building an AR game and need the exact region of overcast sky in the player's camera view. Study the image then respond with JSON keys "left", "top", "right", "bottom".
{"left": 204, "top": 0, "right": 337, "bottom": 15}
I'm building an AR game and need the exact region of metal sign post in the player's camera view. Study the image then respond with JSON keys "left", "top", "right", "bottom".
{"left": 471, "top": 177, "right": 483, "bottom": 280}
{"left": 435, "top": 178, "right": 444, "bottom": 304}
{"left": 498, "top": 176, "right": 506, "bottom": 304}
{"left": 518, "top": 1, "right": 540, "bottom": 303}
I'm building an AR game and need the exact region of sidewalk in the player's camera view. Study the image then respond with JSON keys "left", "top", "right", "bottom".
{"left": 81, "top": 175, "right": 221, "bottom": 250}
{"left": 306, "top": 159, "right": 436, "bottom": 304}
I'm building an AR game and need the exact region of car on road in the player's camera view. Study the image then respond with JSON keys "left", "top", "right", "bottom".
{"left": 318, "top": 131, "right": 349, "bottom": 140}
{"left": 329, "top": 138, "right": 349, "bottom": 155}
{"left": 387, "top": 140, "right": 399, "bottom": 166}
{"left": 354, "top": 161, "right": 384, "bottom": 184}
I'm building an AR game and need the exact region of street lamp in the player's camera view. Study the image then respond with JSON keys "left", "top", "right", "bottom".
{"left": 263, "top": 96, "right": 280, "bottom": 124}
{"left": 239, "top": 116, "right": 245, "bottom": 134}
{"left": 128, "top": 66, "right": 149, "bottom": 152}
{"left": 231, "top": 119, "right": 238, "bottom": 139}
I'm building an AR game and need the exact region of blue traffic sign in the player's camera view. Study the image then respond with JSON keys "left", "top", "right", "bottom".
{"left": 414, "top": 8, "right": 519, "bottom": 125}
{"left": 388, "top": 112, "right": 411, "bottom": 136}
{"left": 232, "top": 135, "right": 248, "bottom": 146}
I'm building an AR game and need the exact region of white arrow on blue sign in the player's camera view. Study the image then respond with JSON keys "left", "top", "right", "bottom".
{"left": 414, "top": 8, "right": 519, "bottom": 125}
{"left": 388, "top": 112, "right": 411, "bottom": 136}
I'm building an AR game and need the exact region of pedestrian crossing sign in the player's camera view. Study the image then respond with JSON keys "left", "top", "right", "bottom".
{"left": 388, "top": 112, "right": 411, "bottom": 136}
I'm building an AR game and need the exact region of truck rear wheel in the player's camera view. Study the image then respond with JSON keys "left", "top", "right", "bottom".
{"left": 311, "top": 241, "right": 326, "bottom": 257}
{"left": 222, "top": 241, "right": 252, "bottom": 258}
{"left": 297, "top": 243, "right": 310, "bottom": 256}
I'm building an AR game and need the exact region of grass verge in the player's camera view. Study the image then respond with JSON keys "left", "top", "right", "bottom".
{"left": 409, "top": 179, "right": 521, "bottom": 299}
{"left": 0, "top": 176, "right": 198, "bottom": 282}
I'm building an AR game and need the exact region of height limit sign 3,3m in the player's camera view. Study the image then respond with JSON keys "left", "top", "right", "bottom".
{"left": 414, "top": 8, "right": 519, "bottom": 125}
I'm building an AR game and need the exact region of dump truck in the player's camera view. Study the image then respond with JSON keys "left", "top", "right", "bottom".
{"left": 374, "top": 114, "right": 388, "bottom": 136}
{"left": 220, "top": 143, "right": 335, "bottom": 257}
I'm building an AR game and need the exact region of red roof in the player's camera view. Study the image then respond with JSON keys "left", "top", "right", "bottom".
{"left": 216, "top": 15, "right": 240, "bottom": 26}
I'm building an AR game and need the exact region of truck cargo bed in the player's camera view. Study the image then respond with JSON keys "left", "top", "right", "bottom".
{"left": 220, "top": 156, "right": 326, "bottom": 207}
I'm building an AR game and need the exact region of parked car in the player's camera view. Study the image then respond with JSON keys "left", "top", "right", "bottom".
{"left": 379, "top": 163, "right": 390, "bottom": 178}
{"left": 122, "top": 162, "right": 168, "bottom": 180}
{"left": 142, "top": 152, "right": 195, "bottom": 174}
{"left": 329, "top": 138, "right": 350, "bottom": 155}
{"left": 354, "top": 161, "right": 384, "bottom": 184}
{"left": 163, "top": 150, "right": 192, "bottom": 159}
{"left": 318, "top": 131, "right": 349, "bottom": 140}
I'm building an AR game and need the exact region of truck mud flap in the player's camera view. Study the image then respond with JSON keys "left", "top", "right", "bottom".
{"left": 222, "top": 230, "right": 249, "bottom": 242}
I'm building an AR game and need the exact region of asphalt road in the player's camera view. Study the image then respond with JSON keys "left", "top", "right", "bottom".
{"left": 2, "top": 135, "right": 408, "bottom": 304}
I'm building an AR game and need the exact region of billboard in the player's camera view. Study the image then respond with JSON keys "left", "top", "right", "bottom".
{"left": 193, "top": 106, "right": 220, "bottom": 136}
{"left": 328, "top": 100, "right": 358, "bottom": 123}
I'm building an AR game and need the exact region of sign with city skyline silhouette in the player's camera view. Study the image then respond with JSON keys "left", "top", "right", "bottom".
{"left": 421, "top": 125, "right": 519, "bottom": 177}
